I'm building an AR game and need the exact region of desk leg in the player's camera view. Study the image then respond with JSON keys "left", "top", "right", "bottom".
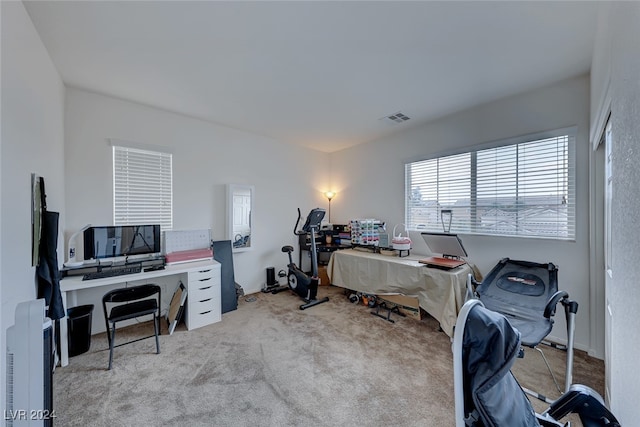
{"left": 59, "top": 290, "right": 69, "bottom": 367}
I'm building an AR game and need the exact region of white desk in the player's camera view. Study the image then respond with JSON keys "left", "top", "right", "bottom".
{"left": 327, "top": 249, "right": 473, "bottom": 337}
{"left": 59, "top": 260, "right": 220, "bottom": 367}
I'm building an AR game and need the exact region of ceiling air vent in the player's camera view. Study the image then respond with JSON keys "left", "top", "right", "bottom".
{"left": 380, "top": 112, "right": 411, "bottom": 124}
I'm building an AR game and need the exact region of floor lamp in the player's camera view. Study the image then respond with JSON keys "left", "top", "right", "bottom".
{"left": 324, "top": 191, "right": 335, "bottom": 223}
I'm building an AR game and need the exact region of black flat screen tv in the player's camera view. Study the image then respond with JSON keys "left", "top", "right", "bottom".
{"left": 83, "top": 225, "right": 161, "bottom": 260}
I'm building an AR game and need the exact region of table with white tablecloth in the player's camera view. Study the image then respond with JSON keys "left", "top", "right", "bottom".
{"left": 327, "top": 249, "right": 475, "bottom": 337}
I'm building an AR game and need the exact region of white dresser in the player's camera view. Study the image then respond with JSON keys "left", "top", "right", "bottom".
{"left": 185, "top": 263, "right": 222, "bottom": 330}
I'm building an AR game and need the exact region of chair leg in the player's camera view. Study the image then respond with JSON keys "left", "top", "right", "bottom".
{"left": 153, "top": 315, "right": 160, "bottom": 354}
{"left": 108, "top": 322, "right": 116, "bottom": 370}
{"left": 564, "top": 307, "right": 577, "bottom": 392}
{"left": 520, "top": 346, "right": 562, "bottom": 404}
{"left": 535, "top": 346, "right": 562, "bottom": 393}
{"left": 522, "top": 385, "right": 555, "bottom": 405}
{"left": 104, "top": 317, "right": 112, "bottom": 347}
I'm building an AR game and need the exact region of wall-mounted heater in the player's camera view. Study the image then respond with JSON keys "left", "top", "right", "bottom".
{"left": 5, "top": 299, "right": 53, "bottom": 427}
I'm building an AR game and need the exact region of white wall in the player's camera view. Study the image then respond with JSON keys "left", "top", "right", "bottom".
{"left": 0, "top": 1, "right": 66, "bottom": 423}
{"left": 330, "top": 75, "right": 595, "bottom": 354}
{"left": 591, "top": 2, "right": 640, "bottom": 422}
{"left": 64, "top": 88, "right": 330, "bottom": 332}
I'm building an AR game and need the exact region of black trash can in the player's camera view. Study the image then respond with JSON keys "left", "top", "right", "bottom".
{"left": 67, "top": 304, "right": 94, "bottom": 357}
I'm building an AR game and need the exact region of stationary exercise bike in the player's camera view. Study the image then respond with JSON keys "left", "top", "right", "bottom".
{"left": 281, "top": 208, "right": 330, "bottom": 310}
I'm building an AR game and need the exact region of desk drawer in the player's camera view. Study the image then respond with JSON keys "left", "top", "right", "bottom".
{"left": 189, "top": 268, "right": 216, "bottom": 282}
{"left": 190, "top": 294, "right": 217, "bottom": 312}
{"left": 189, "top": 282, "right": 217, "bottom": 298}
{"left": 186, "top": 293, "right": 220, "bottom": 330}
{"left": 186, "top": 309, "right": 220, "bottom": 331}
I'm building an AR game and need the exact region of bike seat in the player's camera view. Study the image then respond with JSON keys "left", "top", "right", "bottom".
{"left": 281, "top": 245, "right": 294, "bottom": 253}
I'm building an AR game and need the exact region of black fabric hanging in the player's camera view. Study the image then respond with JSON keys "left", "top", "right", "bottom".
{"left": 36, "top": 177, "right": 64, "bottom": 320}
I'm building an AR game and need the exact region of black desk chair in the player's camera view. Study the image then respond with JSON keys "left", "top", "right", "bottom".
{"left": 102, "top": 284, "right": 161, "bottom": 370}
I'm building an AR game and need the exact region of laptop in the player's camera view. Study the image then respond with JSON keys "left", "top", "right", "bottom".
{"left": 419, "top": 232, "right": 468, "bottom": 270}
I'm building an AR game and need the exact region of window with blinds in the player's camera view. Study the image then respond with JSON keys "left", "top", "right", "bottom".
{"left": 405, "top": 132, "right": 575, "bottom": 240}
{"left": 113, "top": 145, "right": 173, "bottom": 230}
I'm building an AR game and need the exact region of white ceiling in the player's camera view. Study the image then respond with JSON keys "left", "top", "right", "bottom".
{"left": 24, "top": 1, "right": 600, "bottom": 153}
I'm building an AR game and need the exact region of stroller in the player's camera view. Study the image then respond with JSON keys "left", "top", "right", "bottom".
{"left": 453, "top": 299, "right": 620, "bottom": 427}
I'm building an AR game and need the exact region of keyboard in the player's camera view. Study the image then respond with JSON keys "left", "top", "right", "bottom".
{"left": 82, "top": 265, "right": 142, "bottom": 281}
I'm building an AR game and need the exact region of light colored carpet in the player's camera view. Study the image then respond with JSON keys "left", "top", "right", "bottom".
{"left": 53, "top": 286, "right": 603, "bottom": 426}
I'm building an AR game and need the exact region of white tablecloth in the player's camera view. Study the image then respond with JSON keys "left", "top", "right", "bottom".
{"left": 327, "top": 249, "right": 474, "bottom": 336}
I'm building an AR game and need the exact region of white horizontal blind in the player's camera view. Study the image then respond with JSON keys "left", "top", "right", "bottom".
{"left": 405, "top": 153, "right": 471, "bottom": 232}
{"left": 405, "top": 134, "right": 575, "bottom": 240}
{"left": 113, "top": 146, "right": 173, "bottom": 230}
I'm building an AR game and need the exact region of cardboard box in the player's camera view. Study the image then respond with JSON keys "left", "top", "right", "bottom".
{"left": 376, "top": 294, "right": 422, "bottom": 320}
{"left": 318, "top": 265, "right": 330, "bottom": 286}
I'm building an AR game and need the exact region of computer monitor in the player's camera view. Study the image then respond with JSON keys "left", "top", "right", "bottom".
{"left": 84, "top": 225, "right": 161, "bottom": 260}
{"left": 421, "top": 232, "right": 468, "bottom": 258}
